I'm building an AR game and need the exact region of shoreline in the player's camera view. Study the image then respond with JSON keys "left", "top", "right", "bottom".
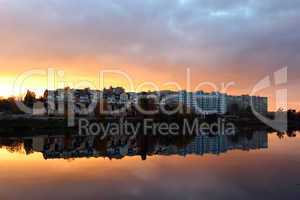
{"left": 0, "top": 115, "right": 299, "bottom": 136}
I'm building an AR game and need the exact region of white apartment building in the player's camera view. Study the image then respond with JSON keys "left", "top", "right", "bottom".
{"left": 164, "top": 91, "right": 227, "bottom": 115}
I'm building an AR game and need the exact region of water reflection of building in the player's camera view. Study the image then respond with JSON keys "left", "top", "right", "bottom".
{"left": 179, "top": 131, "right": 268, "bottom": 156}
{"left": 0, "top": 131, "right": 268, "bottom": 160}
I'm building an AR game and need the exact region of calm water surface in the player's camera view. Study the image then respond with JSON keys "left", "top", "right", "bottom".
{"left": 0, "top": 132, "right": 299, "bottom": 200}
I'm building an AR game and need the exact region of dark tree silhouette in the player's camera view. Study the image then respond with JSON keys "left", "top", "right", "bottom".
{"left": 0, "top": 97, "right": 23, "bottom": 114}
{"left": 277, "top": 132, "right": 285, "bottom": 139}
{"left": 23, "top": 90, "right": 36, "bottom": 108}
{"left": 229, "top": 103, "right": 240, "bottom": 115}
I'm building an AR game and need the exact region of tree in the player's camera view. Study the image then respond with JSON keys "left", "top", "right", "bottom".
{"left": 64, "top": 86, "right": 71, "bottom": 91}
{"left": 229, "top": 103, "right": 240, "bottom": 115}
{"left": 288, "top": 109, "right": 297, "bottom": 121}
{"left": 8, "top": 97, "right": 23, "bottom": 114}
{"left": 95, "top": 99, "right": 109, "bottom": 117}
{"left": 0, "top": 97, "right": 23, "bottom": 114}
{"left": 23, "top": 90, "right": 36, "bottom": 108}
{"left": 137, "top": 94, "right": 157, "bottom": 116}
{"left": 43, "top": 90, "right": 49, "bottom": 100}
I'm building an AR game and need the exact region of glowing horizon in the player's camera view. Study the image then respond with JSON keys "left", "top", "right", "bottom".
{"left": 0, "top": 0, "right": 299, "bottom": 111}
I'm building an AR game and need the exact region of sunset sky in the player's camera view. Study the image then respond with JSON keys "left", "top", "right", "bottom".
{"left": 0, "top": 0, "right": 299, "bottom": 110}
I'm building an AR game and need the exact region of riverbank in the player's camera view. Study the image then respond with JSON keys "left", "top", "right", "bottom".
{"left": 0, "top": 114, "right": 299, "bottom": 136}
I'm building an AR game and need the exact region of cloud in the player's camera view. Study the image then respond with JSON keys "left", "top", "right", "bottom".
{"left": 0, "top": 0, "right": 299, "bottom": 86}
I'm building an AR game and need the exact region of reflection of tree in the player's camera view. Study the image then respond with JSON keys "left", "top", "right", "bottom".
{"left": 276, "top": 131, "right": 296, "bottom": 139}
{"left": 229, "top": 134, "right": 239, "bottom": 143}
{"left": 0, "top": 138, "right": 23, "bottom": 153}
{"left": 158, "top": 135, "right": 194, "bottom": 149}
{"left": 286, "top": 130, "right": 297, "bottom": 137}
{"left": 139, "top": 134, "right": 149, "bottom": 160}
{"left": 246, "top": 132, "right": 254, "bottom": 140}
{"left": 5, "top": 142, "right": 23, "bottom": 153}
{"left": 94, "top": 136, "right": 108, "bottom": 153}
{"left": 277, "top": 132, "right": 285, "bottom": 139}
{"left": 23, "top": 139, "right": 34, "bottom": 155}
{"left": 0, "top": 129, "right": 296, "bottom": 160}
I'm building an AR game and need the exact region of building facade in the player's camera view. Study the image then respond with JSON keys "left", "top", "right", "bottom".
{"left": 43, "top": 88, "right": 268, "bottom": 116}
{"left": 226, "top": 95, "right": 268, "bottom": 114}
{"left": 164, "top": 91, "right": 227, "bottom": 115}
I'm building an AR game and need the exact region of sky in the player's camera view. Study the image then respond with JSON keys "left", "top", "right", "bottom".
{"left": 0, "top": 0, "right": 299, "bottom": 110}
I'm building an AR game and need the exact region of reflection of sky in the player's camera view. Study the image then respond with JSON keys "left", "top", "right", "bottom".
{"left": 0, "top": 134, "right": 299, "bottom": 199}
